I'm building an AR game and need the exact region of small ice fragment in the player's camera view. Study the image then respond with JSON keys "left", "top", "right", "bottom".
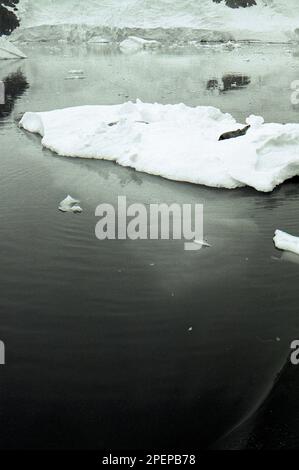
{"left": 65, "top": 70, "right": 85, "bottom": 80}
{"left": 149, "top": 263, "right": 155, "bottom": 266}
{"left": 65, "top": 76, "right": 85, "bottom": 80}
{"left": 193, "top": 239, "right": 211, "bottom": 248}
{"left": 273, "top": 229, "right": 299, "bottom": 256}
{"left": 59, "top": 195, "right": 82, "bottom": 213}
{"left": 88, "top": 37, "right": 110, "bottom": 44}
{"left": 120, "top": 36, "right": 160, "bottom": 53}
{"left": 222, "top": 41, "right": 239, "bottom": 51}
{"left": 188, "top": 327, "right": 193, "bottom": 332}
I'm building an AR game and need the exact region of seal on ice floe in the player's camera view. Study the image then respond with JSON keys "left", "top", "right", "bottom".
{"left": 219, "top": 124, "right": 250, "bottom": 141}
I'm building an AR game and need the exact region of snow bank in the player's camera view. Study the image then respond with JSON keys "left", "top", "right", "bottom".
{"left": 12, "top": 0, "right": 299, "bottom": 43}
{"left": 0, "top": 37, "right": 26, "bottom": 59}
{"left": 19, "top": 100, "right": 299, "bottom": 192}
{"left": 273, "top": 230, "right": 299, "bottom": 255}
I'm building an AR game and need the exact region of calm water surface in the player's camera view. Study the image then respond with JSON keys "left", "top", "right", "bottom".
{"left": 0, "top": 43, "right": 299, "bottom": 449}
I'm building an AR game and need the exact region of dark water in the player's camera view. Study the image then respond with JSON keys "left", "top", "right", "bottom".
{"left": 1, "top": 43, "right": 299, "bottom": 450}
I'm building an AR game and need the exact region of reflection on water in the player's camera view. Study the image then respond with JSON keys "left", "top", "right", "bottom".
{"left": 222, "top": 73, "right": 251, "bottom": 91}
{"left": 206, "top": 78, "right": 220, "bottom": 90}
{"left": 0, "top": 70, "right": 29, "bottom": 119}
{"left": 277, "top": 251, "right": 299, "bottom": 265}
{"left": 207, "top": 73, "right": 251, "bottom": 93}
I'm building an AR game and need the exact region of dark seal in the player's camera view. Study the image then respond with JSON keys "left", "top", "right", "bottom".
{"left": 219, "top": 124, "right": 250, "bottom": 141}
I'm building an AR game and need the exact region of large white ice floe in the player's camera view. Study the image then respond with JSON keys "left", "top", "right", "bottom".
{"left": 0, "top": 37, "right": 27, "bottom": 60}
{"left": 273, "top": 230, "right": 299, "bottom": 256}
{"left": 19, "top": 100, "right": 299, "bottom": 192}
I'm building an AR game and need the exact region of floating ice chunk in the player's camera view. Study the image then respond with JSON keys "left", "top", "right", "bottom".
{"left": 0, "top": 37, "right": 27, "bottom": 60}
{"left": 222, "top": 41, "right": 239, "bottom": 51}
{"left": 65, "top": 70, "right": 85, "bottom": 80}
{"left": 59, "top": 195, "right": 82, "bottom": 213}
{"left": 68, "top": 69, "right": 84, "bottom": 75}
{"left": 273, "top": 229, "right": 299, "bottom": 256}
{"left": 120, "top": 36, "right": 160, "bottom": 53}
{"left": 65, "top": 76, "right": 85, "bottom": 80}
{"left": 193, "top": 239, "right": 211, "bottom": 248}
{"left": 88, "top": 36, "right": 110, "bottom": 44}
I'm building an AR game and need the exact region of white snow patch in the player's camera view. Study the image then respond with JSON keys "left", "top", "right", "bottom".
{"left": 273, "top": 229, "right": 299, "bottom": 256}
{"left": 246, "top": 115, "right": 265, "bottom": 129}
{"left": 19, "top": 100, "right": 299, "bottom": 192}
{"left": 20, "top": 111, "right": 44, "bottom": 135}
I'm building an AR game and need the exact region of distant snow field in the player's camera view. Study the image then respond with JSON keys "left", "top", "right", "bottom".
{"left": 5, "top": 0, "right": 299, "bottom": 44}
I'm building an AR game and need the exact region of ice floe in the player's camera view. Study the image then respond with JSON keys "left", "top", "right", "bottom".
{"left": 19, "top": 100, "right": 299, "bottom": 192}
{"left": 0, "top": 37, "right": 27, "bottom": 60}
{"left": 273, "top": 230, "right": 299, "bottom": 256}
{"left": 59, "top": 195, "right": 82, "bottom": 213}
{"left": 193, "top": 239, "right": 211, "bottom": 248}
{"left": 119, "top": 36, "right": 160, "bottom": 53}
{"left": 65, "top": 69, "right": 85, "bottom": 80}
{"left": 88, "top": 36, "right": 111, "bottom": 44}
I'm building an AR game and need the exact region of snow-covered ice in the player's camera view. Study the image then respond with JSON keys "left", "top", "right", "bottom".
{"left": 65, "top": 69, "right": 85, "bottom": 80}
{"left": 193, "top": 239, "right": 211, "bottom": 248}
{"left": 0, "top": 37, "right": 27, "bottom": 60}
{"left": 19, "top": 100, "right": 299, "bottom": 192}
{"left": 68, "top": 69, "right": 84, "bottom": 75}
{"left": 120, "top": 36, "right": 161, "bottom": 53}
{"left": 59, "top": 195, "right": 82, "bottom": 213}
{"left": 273, "top": 230, "right": 299, "bottom": 256}
{"left": 88, "top": 36, "right": 110, "bottom": 44}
